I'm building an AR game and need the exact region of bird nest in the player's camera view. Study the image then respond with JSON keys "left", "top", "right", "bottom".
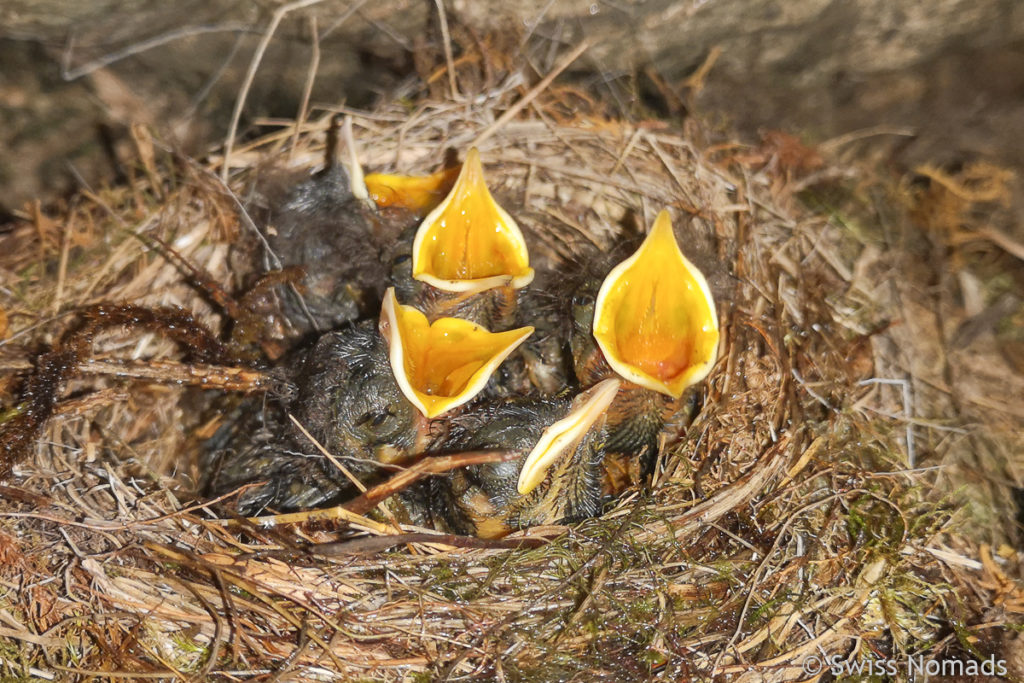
{"left": 0, "top": 86, "right": 1018, "bottom": 680}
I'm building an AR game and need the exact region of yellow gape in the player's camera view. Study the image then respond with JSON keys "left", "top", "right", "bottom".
{"left": 412, "top": 148, "right": 534, "bottom": 293}
{"left": 380, "top": 288, "right": 534, "bottom": 418}
{"left": 364, "top": 165, "right": 461, "bottom": 216}
{"left": 593, "top": 210, "right": 719, "bottom": 397}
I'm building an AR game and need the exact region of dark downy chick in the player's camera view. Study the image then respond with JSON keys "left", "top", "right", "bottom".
{"left": 378, "top": 287, "right": 534, "bottom": 419}
{"left": 389, "top": 235, "right": 521, "bottom": 330}
{"left": 524, "top": 230, "right": 679, "bottom": 463}
{"left": 526, "top": 210, "right": 722, "bottom": 482}
{"left": 290, "top": 319, "right": 424, "bottom": 470}
{"left": 571, "top": 289, "right": 683, "bottom": 466}
{"left": 203, "top": 319, "right": 423, "bottom": 515}
{"left": 201, "top": 399, "right": 355, "bottom": 515}
{"left": 261, "top": 116, "right": 410, "bottom": 338}
{"left": 424, "top": 379, "right": 620, "bottom": 538}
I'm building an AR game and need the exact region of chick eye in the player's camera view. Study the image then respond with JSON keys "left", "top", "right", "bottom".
{"left": 573, "top": 294, "right": 595, "bottom": 308}
{"left": 356, "top": 408, "right": 394, "bottom": 429}
{"left": 392, "top": 253, "right": 411, "bottom": 266}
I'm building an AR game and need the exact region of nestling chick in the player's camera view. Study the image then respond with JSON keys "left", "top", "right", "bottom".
{"left": 389, "top": 148, "right": 531, "bottom": 330}
{"left": 204, "top": 287, "right": 536, "bottom": 515}
{"left": 259, "top": 116, "right": 409, "bottom": 338}
{"left": 423, "top": 379, "right": 620, "bottom": 538}
{"left": 203, "top": 318, "right": 424, "bottom": 514}
{"left": 530, "top": 210, "right": 722, "bottom": 479}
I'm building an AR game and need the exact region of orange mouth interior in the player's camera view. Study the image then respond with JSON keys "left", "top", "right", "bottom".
{"left": 412, "top": 148, "right": 533, "bottom": 292}
{"left": 593, "top": 210, "right": 719, "bottom": 397}
{"left": 381, "top": 289, "right": 533, "bottom": 418}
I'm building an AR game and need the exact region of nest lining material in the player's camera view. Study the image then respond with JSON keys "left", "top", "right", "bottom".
{"left": 0, "top": 91, "right": 1017, "bottom": 680}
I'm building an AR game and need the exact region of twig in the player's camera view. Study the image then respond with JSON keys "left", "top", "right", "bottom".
{"left": 975, "top": 227, "right": 1024, "bottom": 263}
{"left": 0, "top": 657, "right": 54, "bottom": 680}
{"left": 50, "top": 388, "right": 130, "bottom": 418}
{"left": 0, "top": 626, "right": 61, "bottom": 648}
{"left": 51, "top": 212, "right": 73, "bottom": 316}
{"left": 227, "top": 450, "right": 515, "bottom": 532}
{"left": 178, "top": 580, "right": 226, "bottom": 680}
{"left": 434, "top": 0, "right": 459, "bottom": 100}
{"left": 287, "top": 412, "right": 369, "bottom": 493}
{"left": 610, "top": 126, "right": 643, "bottom": 176}
{"left": 289, "top": 15, "right": 321, "bottom": 160}
{"left": 0, "top": 485, "right": 263, "bottom": 531}
{"left": 232, "top": 504, "right": 393, "bottom": 535}
{"left": 267, "top": 616, "right": 312, "bottom": 683}
{"left": 645, "top": 132, "right": 697, "bottom": 206}
{"left": 61, "top": 23, "right": 251, "bottom": 81}
{"left": 221, "top": 0, "right": 325, "bottom": 181}
{"left": 319, "top": 0, "right": 370, "bottom": 40}
{"left": 177, "top": 32, "right": 247, "bottom": 126}
{"left": 0, "top": 357, "right": 272, "bottom": 392}
{"left": 244, "top": 532, "right": 547, "bottom": 558}
{"left": 681, "top": 45, "right": 722, "bottom": 94}
{"left": 520, "top": 0, "right": 557, "bottom": 45}
{"left": 171, "top": 148, "right": 282, "bottom": 268}
{"left": 818, "top": 125, "right": 916, "bottom": 155}
{"left": 915, "top": 545, "right": 983, "bottom": 571}
{"left": 472, "top": 40, "right": 590, "bottom": 147}
{"left": 343, "top": 450, "right": 516, "bottom": 515}
{"left": 858, "top": 377, "right": 916, "bottom": 467}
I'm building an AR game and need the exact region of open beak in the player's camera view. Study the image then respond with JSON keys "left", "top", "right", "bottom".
{"left": 592, "top": 210, "right": 719, "bottom": 398}
{"left": 380, "top": 288, "right": 534, "bottom": 418}
{"left": 517, "top": 378, "right": 621, "bottom": 495}
{"left": 365, "top": 165, "right": 461, "bottom": 216}
{"left": 411, "top": 148, "right": 534, "bottom": 293}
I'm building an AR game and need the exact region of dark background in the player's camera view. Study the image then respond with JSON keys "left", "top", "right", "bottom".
{"left": 2, "top": 0, "right": 1023, "bottom": 215}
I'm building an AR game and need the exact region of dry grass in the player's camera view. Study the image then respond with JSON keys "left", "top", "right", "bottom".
{"left": 0, "top": 74, "right": 1022, "bottom": 681}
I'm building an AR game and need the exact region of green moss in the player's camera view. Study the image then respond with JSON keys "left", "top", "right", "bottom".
{"left": 626, "top": 595, "right": 657, "bottom": 619}
{"left": 846, "top": 493, "right": 907, "bottom": 553}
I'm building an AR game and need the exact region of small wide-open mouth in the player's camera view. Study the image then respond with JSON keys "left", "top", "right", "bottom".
{"left": 411, "top": 148, "right": 534, "bottom": 293}
{"left": 380, "top": 288, "right": 534, "bottom": 418}
{"left": 592, "top": 209, "right": 719, "bottom": 397}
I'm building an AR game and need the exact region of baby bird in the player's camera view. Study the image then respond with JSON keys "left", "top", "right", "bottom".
{"left": 390, "top": 148, "right": 532, "bottom": 330}
{"left": 258, "top": 116, "right": 410, "bottom": 339}
{"left": 379, "top": 287, "right": 534, "bottom": 419}
{"left": 421, "top": 379, "right": 620, "bottom": 538}
{"left": 203, "top": 318, "right": 423, "bottom": 514}
{"left": 533, "top": 210, "right": 721, "bottom": 480}
{"left": 204, "top": 288, "right": 536, "bottom": 514}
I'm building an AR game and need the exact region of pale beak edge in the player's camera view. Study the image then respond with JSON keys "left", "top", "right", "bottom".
{"left": 411, "top": 148, "right": 534, "bottom": 294}
{"left": 592, "top": 209, "right": 720, "bottom": 398}
{"left": 517, "top": 378, "right": 622, "bottom": 495}
{"left": 381, "top": 288, "right": 534, "bottom": 419}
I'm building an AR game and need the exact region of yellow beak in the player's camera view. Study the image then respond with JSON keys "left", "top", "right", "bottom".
{"left": 517, "top": 378, "right": 621, "bottom": 495}
{"left": 592, "top": 210, "right": 719, "bottom": 398}
{"left": 380, "top": 288, "right": 534, "bottom": 418}
{"left": 411, "top": 148, "right": 534, "bottom": 293}
{"left": 364, "top": 165, "right": 461, "bottom": 216}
